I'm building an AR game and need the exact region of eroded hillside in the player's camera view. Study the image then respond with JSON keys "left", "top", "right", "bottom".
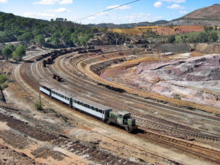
{"left": 100, "top": 44, "right": 220, "bottom": 109}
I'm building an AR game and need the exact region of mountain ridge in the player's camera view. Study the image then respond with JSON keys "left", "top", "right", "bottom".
{"left": 181, "top": 4, "right": 220, "bottom": 20}
{"left": 87, "top": 20, "right": 169, "bottom": 28}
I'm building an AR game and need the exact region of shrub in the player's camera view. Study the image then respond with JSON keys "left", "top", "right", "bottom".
{"left": 167, "top": 35, "right": 176, "bottom": 43}
{"left": 34, "top": 102, "right": 42, "bottom": 110}
{"left": 0, "top": 74, "right": 8, "bottom": 84}
{"left": 174, "top": 94, "right": 181, "bottom": 100}
{"left": 1, "top": 82, "right": 8, "bottom": 89}
{"left": 133, "top": 50, "right": 136, "bottom": 55}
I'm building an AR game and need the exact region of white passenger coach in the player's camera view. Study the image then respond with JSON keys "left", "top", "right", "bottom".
{"left": 39, "top": 82, "right": 112, "bottom": 120}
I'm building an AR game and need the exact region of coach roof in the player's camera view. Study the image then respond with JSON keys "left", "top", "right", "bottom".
{"left": 73, "top": 96, "right": 112, "bottom": 111}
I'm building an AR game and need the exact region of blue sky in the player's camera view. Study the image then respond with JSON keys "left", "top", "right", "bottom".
{"left": 0, "top": 0, "right": 219, "bottom": 24}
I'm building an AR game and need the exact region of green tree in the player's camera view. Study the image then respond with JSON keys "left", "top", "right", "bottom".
{"left": 196, "top": 33, "right": 209, "bottom": 42}
{"left": 209, "top": 32, "right": 218, "bottom": 42}
{"left": 17, "top": 32, "right": 32, "bottom": 45}
{"left": 2, "top": 47, "right": 12, "bottom": 61}
{"left": 80, "top": 39, "right": 86, "bottom": 46}
{"left": 34, "top": 29, "right": 42, "bottom": 36}
{"left": 14, "top": 29, "right": 21, "bottom": 37}
{"left": 13, "top": 45, "right": 26, "bottom": 61}
{"left": 167, "top": 35, "right": 176, "bottom": 43}
{"left": 5, "top": 44, "right": 15, "bottom": 51}
{"left": 61, "top": 30, "right": 71, "bottom": 46}
{"left": 204, "top": 26, "right": 213, "bottom": 33}
{"left": 54, "top": 38, "right": 60, "bottom": 47}
{"left": 35, "top": 35, "right": 45, "bottom": 47}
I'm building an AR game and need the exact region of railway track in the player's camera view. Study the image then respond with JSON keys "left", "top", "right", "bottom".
{"left": 56, "top": 53, "right": 220, "bottom": 140}
{"left": 25, "top": 52, "right": 218, "bottom": 143}
{"left": 9, "top": 54, "right": 185, "bottom": 165}
{"left": 14, "top": 50, "right": 220, "bottom": 164}
{"left": 21, "top": 52, "right": 220, "bottom": 142}
{"left": 139, "top": 128, "right": 220, "bottom": 164}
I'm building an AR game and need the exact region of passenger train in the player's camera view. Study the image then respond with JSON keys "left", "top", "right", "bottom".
{"left": 39, "top": 82, "right": 138, "bottom": 132}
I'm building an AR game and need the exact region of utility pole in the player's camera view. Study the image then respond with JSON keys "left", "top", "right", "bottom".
{"left": 116, "top": 38, "right": 118, "bottom": 46}
{"left": 39, "top": 91, "right": 41, "bottom": 107}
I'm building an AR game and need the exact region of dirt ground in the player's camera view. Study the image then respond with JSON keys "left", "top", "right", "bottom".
{"left": 0, "top": 80, "right": 212, "bottom": 165}
{"left": 0, "top": 48, "right": 217, "bottom": 165}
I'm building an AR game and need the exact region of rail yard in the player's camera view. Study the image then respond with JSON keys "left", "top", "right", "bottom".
{"left": 0, "top": 45, "right": 220, "bottom": 165}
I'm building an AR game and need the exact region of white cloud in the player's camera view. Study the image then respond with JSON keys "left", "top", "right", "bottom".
{"left": 59, "top": 0, "right": 73, "bottom": 4}
{"left": 33, "top": 0, "right": 58, "bottom": 5}
{"left": 24, "top": 12, "right": 55, "bottom": 18}
{"left": 179, "top": 10, "right": 188, "bottom": 14}
{"left": 154, "top": 2, "right": 163, "bottom": 8}
{"left": 78, "top": 12, "right": 161, "bottom": 24}
{"left": 0, "top": 0, "right": 7, "bottom": 3}
{"left": 106, "top": 5, "right": 131, "bottom": 10}
{"left": 159, "top": 0, "right": 185, "bottom": 3}
{"left": 88, "top": 17, "right": 96, "bottom": 20}
{"left": 50, "top": 8, "right": 71, "bottom": 12}
{"left": 33, "top": 0, "right": 72, "bottom": 5}
{"left": 168, "top": 4, "right": 184, "bottom": 9}
{"left": 96, "top": 12, "right": 108, "bottom": 16}
{"left": 122, "top": 13, "right": 157, "bottom": 23}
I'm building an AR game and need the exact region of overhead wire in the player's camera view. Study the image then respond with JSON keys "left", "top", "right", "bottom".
{"left": 73, "top": 0, "right": 140, "bottom": 22}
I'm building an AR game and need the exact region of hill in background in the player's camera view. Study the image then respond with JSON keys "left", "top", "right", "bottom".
{"left": 182, "top": 4, "right": 220, "bottom": 20}
{"left": 170, "top": 4, "right": 220, "bottom": 26}
{"left": 88, "top": 20, "right": 168, "bottom": 29}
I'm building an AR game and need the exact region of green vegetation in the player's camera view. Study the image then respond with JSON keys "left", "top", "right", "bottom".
{"left": 35, "top": 35, "right": 45, "bottom": 47}
{"left": 143, "top": 28, "right": 158, "bottom": 38}
{"left": 34, "top": 102, "right": 42, "bottom": 110}
{"left": 167, "top": 35, "right": 176, "bottom": 43}
{"left": 204, "top": 26, "right": 213, "bottom": 32}
{"left": 174, "top": 94, "right": 181, "bottom": 100}
{"left": 2, "top": 47, "right": 12, "bottom": 61}
{"left": 132, "top": 50, "right": 136, "bottom": 55}
{"left": 1, "top": 82, "right": 8, "bottom": 89}
{"left": 0, "top": 12, "right": 100, "bottom": 49}
{"left": 174, "top": 30, "right": 220, "bottom": 43}
{"left": 0, "top": 74, "right": 9, "bottom": 89}
{"left": 12, "top": 45, "right": 26, "bottom": 61}
{"left": 0, "top": 74, "right": 8, "bottom": 84}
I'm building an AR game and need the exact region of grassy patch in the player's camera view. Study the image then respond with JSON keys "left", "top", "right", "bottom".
{"left": 34, "top": 102, "right": 42, "bottom": 110}
{"left": 175, "top": 30, "right": 220, "bottom": 41}
{"left": 0, "top": 74, "right": 8, "bottom": 84}
{"left": 1, "top": 82, "right": 8, "bottom": 89}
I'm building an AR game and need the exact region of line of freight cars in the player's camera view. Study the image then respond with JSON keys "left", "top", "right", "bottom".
{"left": 36, "top": 47, "right": 102, "bottom": 82}
{"left": 36, "top": 47, "right": 102, "bottom": 65}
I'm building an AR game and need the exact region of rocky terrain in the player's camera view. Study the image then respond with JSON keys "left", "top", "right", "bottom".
{"left": 101, "top": 52, "right": 220, "bottom": 108}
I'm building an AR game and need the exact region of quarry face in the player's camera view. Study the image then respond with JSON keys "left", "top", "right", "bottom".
{"left": 101, "top": 54, "right": 220, "bottom": 108}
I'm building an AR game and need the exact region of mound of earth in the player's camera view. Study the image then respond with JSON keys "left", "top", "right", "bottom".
{"left": 155, "top": 43, "right": 191, "bottom": 53}
{"left": 195, "top": 43, "right": 220, "bottom": 54}
{"left": 101, "top": 54, "right": 220, "bottom": 108}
